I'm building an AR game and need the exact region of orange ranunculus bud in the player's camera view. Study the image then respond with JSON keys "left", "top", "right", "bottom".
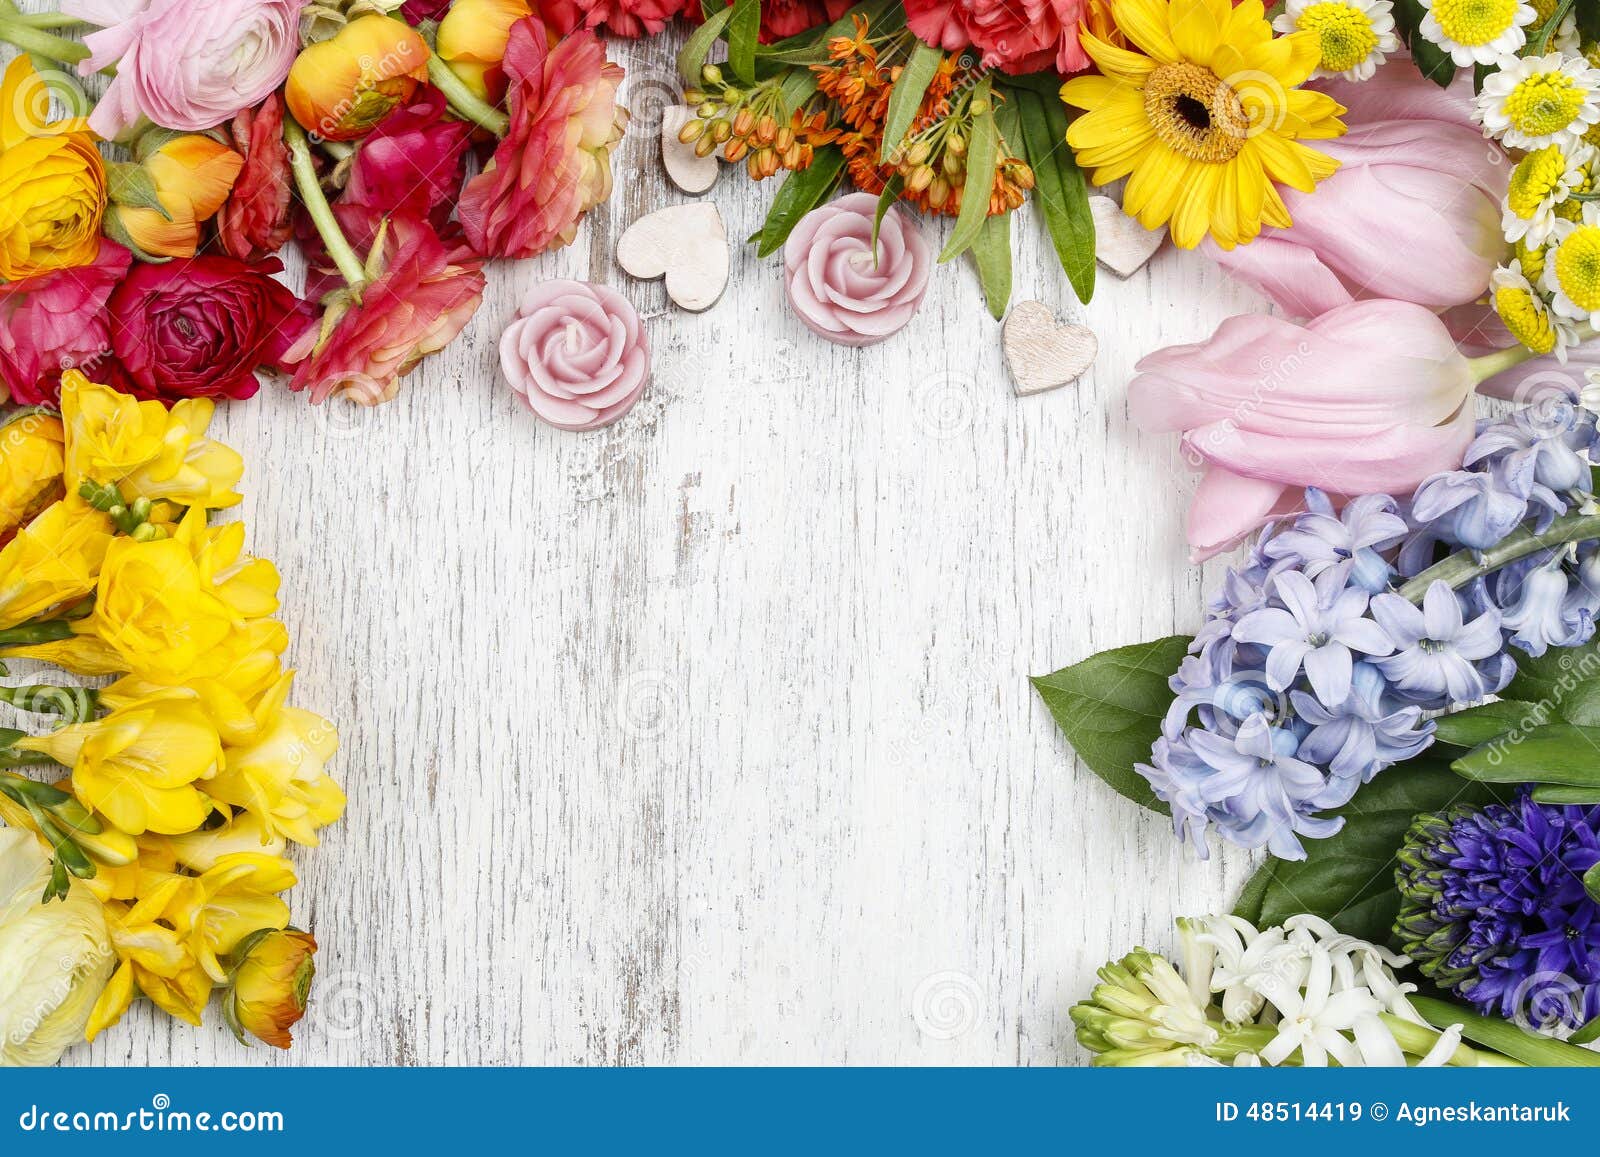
{"left": 107, "top": 133, "right": 245, "bottom": 260}
{"left": 224, "top": 928, "right": 316, "bottom": 1049}
{"left": 436, "top": 0, "right": 532, "bottom": 104}
{"left": 285, "top": 14, "right": 431, "bottom": 142}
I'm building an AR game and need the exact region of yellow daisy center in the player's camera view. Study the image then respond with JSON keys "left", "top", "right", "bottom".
{"left": 1297, "top": 3, "right": 1380, "bottom": 72}
{"left": 1503, "top": 72, "right": 1586, "bottom": 137}
{"left": 1430, "top": 0, "right": 1520, "bottom": 47}
{"left": 1142, "top": 62, "right": 1249, "bottom": 163}
{"left": 1517, "top": 238, "right": 1547, "bottom": 282}
{"left": 1507, "top": 144, "right": 1569, "bottom": 218}
{"left": 1494, "top": 284, "right": 1557, "bottom": 354}
{"left": 1556, "top": 224, "right": 1600, "bottom": 311}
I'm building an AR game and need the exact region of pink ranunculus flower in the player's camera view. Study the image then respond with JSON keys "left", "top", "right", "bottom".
{"left": 458, "top": 18, "right": 627, "bottom": 261}
{"left": 1129, "top": 301, "right": 1483, "bottom": 560}
{"left": 1204, "top": 58, "right": 1507, "bottom": 318}
{"left": 64, "top": 0, "right": 304, "bottom": 139}
{"left": 341, "top": 86, "right": 472, "bottom": 230}
{"left": 903, "top": 0, "right": 1089, "bottom": 74}
{"left": 500, "top": 280, "right": 649, "bottom": 431}
{"left": 0, "top": 242, "right": 132, "bottom": 405}
{"left": 216, "top": 93, "right": 294, "bottom": 264}
{"left": 288, "top": 213, "right": 487, "bottom": 406}
{"left": 783, "top": 193, "right": 932, "bottom": 347}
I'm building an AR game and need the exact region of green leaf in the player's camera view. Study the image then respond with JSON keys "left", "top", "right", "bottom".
{"left": 1572, "top": 1014, "right": 1600, "bottom": 1046}
{"left": 727, "top": 0, "right": 761, "bottom": 85}
{"left": 105, "top": 160, "right": 168, "bottom": 215}
{"left": 779, "top": 68, "right": 818, "bottom": 110}
{"left": 1453, "top": 723, "right": 1600, "bottom": 786}
{"left": 1587, "top": 862, "right": 1600, "bottom": 905}
{"left": 971, "top": 211, "right": 1012, "bottom": 320}
{"left": 750, "top": 146, "right": 845, "bottom": 258}
{"left": 938, "top": 76, "right": 996, "bottom": 263}
{"left": 879, "top": 40, "right": 944, "bottom": 163}
{"left": 871, "top": 174, "right": 904, "bottom": 254}
{"left": 1013, "top": 87, "right": 1094, "bottom": 303}
{"left": 1392, "top": 0, "right": 1456, "bottom": 87}
{"left": 1233, "top": 761, "right": 1507, "bottom": 944}
{"left": 1431, "top": 700, "right": 1543, "bottom": 748}
{"left": 1503, "top": 636, "right": 1600, "bottom": 724}
{"left": 677, "top": 5, "right": 734, "bottom": 86}
{"left": 1030, "top": 636, "right": 1191, "bottom": 815}
{"left": 1532, "top": 785, "right": 1600, "bottom": 804}
{"left": 1411, "top": 995, "right": 1600, "bottom": 1066}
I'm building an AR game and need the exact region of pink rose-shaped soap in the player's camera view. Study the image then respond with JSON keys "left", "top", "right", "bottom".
{"left": 499, "top": 280, "right": 649, "bottom": 431}
{"left": 783, "top": 192, "right": 932, "bottom": 347}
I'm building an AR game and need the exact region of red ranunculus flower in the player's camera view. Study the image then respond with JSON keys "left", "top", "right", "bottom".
{"left": 903, "top": 0, "right": 1090, "bottom": 74}
{"left": 458, "top": 18, "right": 625, "bottom": 260}
{"left": 342, "top": 85, "right": 472, "bottom": 230}
{"left": 108, "top": 255, "right": 315, "bottom": 403}
{"left": 217, "top": 93, "right": 294, "bottom": 263}
{"left": 574, "top": 0, "right": 687, "bottom": 36}
{"left": 0, "top": 242, "right": 132, "bottom": 406}
{"left": 679, "top": 0, "right": 847, "bottom": 41}
{"left": 401, "top": 0, "right": 452, "bottom": 18}
{"left": 288, "top": 212, "right": 486, "bottom": 405}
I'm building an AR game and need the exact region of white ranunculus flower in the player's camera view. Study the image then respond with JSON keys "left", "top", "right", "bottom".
{"left": 0, "top": 827, "right": 114, "bottom": 1066}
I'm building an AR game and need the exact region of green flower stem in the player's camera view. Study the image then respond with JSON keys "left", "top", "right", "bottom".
{"left": 0, "top": 16, "right": 89, "bottom": 64}
{"left": 1467, "top": 323, "right": 1597, "bottom": 385}
{"left": 0, "top": 683, "right": 97, "bottom": 723}
{"left": 283, "top": 117, "right": 367, "bottom": 289}
{"left": 427, "top": 57, "right": 509, "bottom": 136}
{"left": 1411, "top": 995, "right": 1600, "bottom": 1066}
{"left": 1398, "top": 509, "right": 1600, "bottom": 604}
{"left": 1530, "top": 0, "right": 1576, "bottom": 54}
{"left": 0, "top": 618, "right": 76, "bottom": 648}
{"left": 15, "top": 12, "right": 84, "bottom": 29}
{"left": 1378, "top": 1014, "right": 1524, "bottom": 1067}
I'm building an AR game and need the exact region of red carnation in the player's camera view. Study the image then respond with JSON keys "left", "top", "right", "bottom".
{"left": 108, "top": 255, "right": 315, "bottom": 403}
{"left": 217, "top": 93, "right": 295, "bottom": 264}
{"left": 0, "top": 243, "right": 132, "bottom": 406}
{"left": 903, "top": 0, "right": 1091, "bottom": 74}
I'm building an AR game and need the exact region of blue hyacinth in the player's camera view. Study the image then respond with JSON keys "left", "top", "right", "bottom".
{"left": 1143, "top": 394, "right": 1600, "bottom": 861}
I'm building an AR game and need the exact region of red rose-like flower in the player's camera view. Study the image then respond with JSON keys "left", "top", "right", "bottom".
{"left": 108, "top": 255, "right": 315, "bottom": 403}
{"left": 577, "top": 0, "right": 687, "bottom": 36}
{"left": 216, "top": 93, "right": 294, "bottom": 264}
{"left": 342, "top": 86, "right": 472, "bottom": 229}
{"left": 679, "top": 0, "right": 846, "bottom": 40}
{"left": 904, "top": 0, "right": 1090, "bottom": 74}
{"left": 0, "top": 243, "right": 132, "bottom": 405}
{"left": 401, "top": 0, "right": 453, "bottom": 18}
{"left": 288, "top": 213, "right": 486, "bottom": 405}
{"left": 458, "top": 18, "right": 626, "bottom": 260}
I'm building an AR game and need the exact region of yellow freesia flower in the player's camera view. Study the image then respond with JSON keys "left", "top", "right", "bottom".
{"left": 0, "top": 784, "right": 140, "bottom": 891}
{"left": 166, "top": 810, "right": 286, "bottom": 872}
{"left": 0, "top": 497, "right": 113, "bottom": 631}
{"left": 166, "top": 852, "right": 295, "bottom": 983}
{"left": 0, "top": 411, "right": 65, "bottom": 538}
{"left": 107, "top": 133, "right": 243, "bottom": 260}
{"left": 16, "top": 699, "right": 223, "bottom": 837}
{"left": 88, "top": 878, "right": 213, "bottom": 1037}
{"left": 60, "top": 372, "right": 242, "bottom": 511}
{"left": 208, "top": 676, "right": 344, "bottom": 846}
{"left": 1059, "top": 0, "right": 1346, "bottom": 249}
{"left": 0, "top": 55, "right": 106, "bottom": 278}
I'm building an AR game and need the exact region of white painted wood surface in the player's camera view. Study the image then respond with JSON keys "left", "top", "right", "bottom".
{"left": 53, "top": 30, "right": 1279, "bottom": 1067}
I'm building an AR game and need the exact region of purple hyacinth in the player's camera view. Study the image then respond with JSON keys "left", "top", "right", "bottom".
{"left": 1396, "top": 795, "right": 1600, "bottom": 1034}
{"left": 1369, "top": 582, "right": 1508, "bottom": 706}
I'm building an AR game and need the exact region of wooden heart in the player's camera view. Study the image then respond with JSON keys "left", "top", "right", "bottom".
{"left": 661, "top": 106, "right": 719, "bottom": 195}
{"left": 1089, "top": 195, "right": 1164, "bottom": 278}
{"left": 616, "top": 203, "right": 729, "bottom": 312}
{"left": 1002, "top": 301, "right": 1097, "bottom": 396}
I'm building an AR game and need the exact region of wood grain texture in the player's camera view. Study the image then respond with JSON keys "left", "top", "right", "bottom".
{"left": 47, "top": 28, "right": 1273, "bottom": 1067}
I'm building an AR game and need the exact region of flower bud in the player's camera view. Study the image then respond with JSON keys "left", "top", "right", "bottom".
{"left": 106, "top": 134, "right": 245, "bottom": 260}
{"left": 435, "top": 0, "right": 533, "bottom": 104}
{"left": 286, "top": 14, "right": 431, "bottom": 142}
{"left": 678, "top": 118, "right": 706, "bottom": 143}
{"left": 907, "top": 139, "right": 933, "bottom": 165}
{"left": 907, "top": 163, "right": 935, "bottom": 193}
{"left": 224, "top": 928, "right": 317, "bottom": 1049}
{"left": 711, "top": 119, "right": 732, "bottom": 143}
{"left": 700, "top": 63, "right": 723, "bottom": 85}
{"left": 731, "top": 107, "right": 755, "bottom": 138}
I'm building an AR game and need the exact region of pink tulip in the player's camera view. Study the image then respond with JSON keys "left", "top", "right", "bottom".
{"left": 1203, "top": 58, "right": 1506, "bottom": 318}
{"left": 1129, "top": 301, "right": 1483, "bottom": 560}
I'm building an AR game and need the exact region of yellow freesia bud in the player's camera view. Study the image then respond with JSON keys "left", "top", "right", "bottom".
{"left": 0, "top": 56, "right": 107, "bottom": 278}
{"left": 0, "top": 787, "right": 140, "bottom": 892}
{"left": 437, "top": 0, "right": 532, "bottom": 103}
{"left": 0, "top": 412, "right": 65, "bottom": 541}
{"left": 166, "top": 852, "right": 294, "bottom": 983}
{"left": 0, "top": 497, "right": 112, "bottom": 631}
{"left": 107, "top": 134, "right": 244, "bottom": 260}
{"left": 61, "top": 372, "right": 243, "bottom": 511}
{"left": 16, "top": 699, "right": 223, "bottom": 837}
{"left": 89, "top": 879, "right": 213, "bottom": 1036}
{"left": 286, "top": 14, "right": 430, "bottom": 141}
{"left": 0, "top": 828, "right": 114, "bottom": 1065}
{"left": 225, "top": 928, "right": 316, "bottom": 1049}
{"left": 209, "top": 676, "right": 344, "bottom": 847}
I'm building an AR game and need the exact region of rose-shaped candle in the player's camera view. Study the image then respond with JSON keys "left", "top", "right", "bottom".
{"left": 499, "top": 280, "right": 649, "bottom": 431}
{"left": 783, "top": 193, "right": 932, "bottom": 347}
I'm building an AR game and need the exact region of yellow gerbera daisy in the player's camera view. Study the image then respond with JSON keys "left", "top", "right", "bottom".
{"left": 1060, "top": 0, "right": 1347, "bottom": 250}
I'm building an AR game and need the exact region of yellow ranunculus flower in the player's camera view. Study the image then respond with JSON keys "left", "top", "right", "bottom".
{"left": 0, "top": 411, "right": 65, "bottom": 539}
{"left": 0, "top": 497, "right": 112, "bottom": 631}
{"left": 0, "top": 56, "right": 106, "bottom": 278}
{"left": 166, "top": 852, "right": 294, "bottom": 983}
{"left": 16, "top": 699, "right": 223, "bottom": 837}
{"left": 88, "top": 878, "right": 213, "bottom": 1036}
{"left": 286, "top": 14, "right": 431, "bottom": 141}
{"left": 0, "top": 827, "right": 114, "bottom": 1065}
{"left": 107, "top": 134, "right": 244, "bottom": 260}
{"left": 226, "top": 928, "right": 316, "bottom": 1049}
{"left": 60, "top": 372, "right": 242, "bottom": 511}
{"left": 208, "top": 675, "right": 344, "bottom": 846}
{"left": 437, "top": 0, "right": 531, "bottom": 102}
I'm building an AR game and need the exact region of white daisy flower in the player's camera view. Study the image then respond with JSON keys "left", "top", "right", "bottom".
{"left": 1418, "top": 0, "right": 1537, "bottom": 67}
{"left": 1541, "top": 217, "right": 1600, "bottom": 327}
{"left": 1503, "top": 141, "right": 1595, "bottom": 247}
{"left": 1492, "top": 263, "right": 1576, "bottom": 359}
{"left": 1477, "top": 52, "right": 1600, "bottom": 149}
{"left": 1272, "top": 0, "right": 1399, "bottom": 80}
